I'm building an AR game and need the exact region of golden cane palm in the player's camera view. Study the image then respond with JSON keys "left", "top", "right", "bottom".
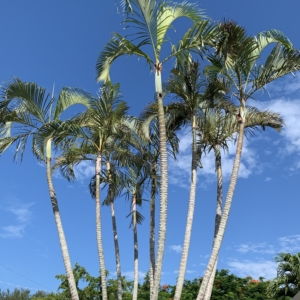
{"left": 197, "top": 21, "right": 300, "bottom": 300}
{"left": 0, "top": 78, "right": 92, "bottom": 300}
{"left": 96, "top": 2, "right": 218, "bottom": 297}
{"left": 45, "top": 81, "right": 130, "bottom": 300}
{"left": 197, "top": 107, "right": 284, "bottom": 300}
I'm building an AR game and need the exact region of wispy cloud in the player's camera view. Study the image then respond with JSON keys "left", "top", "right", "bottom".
{"left": 227, "top": 258, "right": 277, "bottom": 279}
{"left": 278, "top": 235, "right": 300, "bottom": 253}
{"left": 235, "top": 242, "right": 275, "bottom": 255}
{"left": 264, "top": 177, "right": 272, "bottom": 182}
{"left": 0, "top": 225, "right": 25, "bottom": 238}
{"left": 74, "top": 161, "right": 94, "bottom": 182}
{"left": 169, "top": 128, "right": 259, "bottom": 189}
{"left": 169, "top": 245, "right": 182, "bottom": 254}
{"left": 0, "top": 202, "right": 34, "bottom": 238}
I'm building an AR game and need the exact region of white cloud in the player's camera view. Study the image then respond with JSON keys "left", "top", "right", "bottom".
{"left": 0, "top": 225, "right": 25, "bottom": 238}
{"left": 278, "top": 235, "right": 300, "bottom": 253}
{"left": 0, "top": 202, "right": 34, "bottom": 238}
{"left": 169, "top": 245, "right": 182, "bottom": 254}
{"left": 263, "top": 99, "right": 300, "bottom": 155}
{"left": 186, "top": 270, "right": 196, "bottom": 274}
{"left": 7, "top": 203, "right": 34, "bottom": 223}
{"left": 74, "top": 161, "right": 94, "bottom": 182}
{"left": 227, "top": 259, "right": 277, "bottom": 279}
{"left": 235, "top": 242, "right": 275, "bottom": 255}
{"left": 264, "top": 177, "right": 272, "bottom": 182}
{"left": 267, "top": 74, "right": 300, "bottom": 96}
{"left": 169, "top": 128, "right": 259, "bottom": 188}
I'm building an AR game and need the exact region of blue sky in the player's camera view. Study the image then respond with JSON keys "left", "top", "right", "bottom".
{"left": 1, "top": 0, "right": 300, "bottom": 293}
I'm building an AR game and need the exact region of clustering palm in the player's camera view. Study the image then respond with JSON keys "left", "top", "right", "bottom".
{"left": 49, "top": 81, "right": 130, "bottom": 300}
{"left": 197, "top": 106, "right": 284, "bottom": 300}
{"left": 197, "top": 21, "right": 300, "bottom": 299}
{"left": 96, "top": 2, "right": 218, "bottom": 297}
{"left": 0, "top": 78, "right": 92, "bottom": 300}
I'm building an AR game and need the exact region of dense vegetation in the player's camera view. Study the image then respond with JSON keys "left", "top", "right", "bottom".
{"left": 2, "top": 252, "right": 300, "bottom": 299}
{"left": 1, "top": 0, "right": 300, "bottom": 299}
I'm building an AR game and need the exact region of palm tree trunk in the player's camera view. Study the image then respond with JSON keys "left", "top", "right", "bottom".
{"left": 203, "top": 145, "right": 223, "bottom": 300}
{"left": 45, "top": 139, "right": 79, "bottom": 300}
{"left": 132, "top": 195, "right": 139, "bottom": 300}
{"left": 149, "top": 168, "right": 156, "bottom": 299}
{"left": 197, "top": 121, "right": 245, "bottom": 300}
{"left": 153, "top": 66, "right": 168, "bottom": 300}
{"left": 95, "top": 152, "right": 108, "bottom": 300}
{"left": 107, "top": 162, "right": 123, "bottom": 300}
{"left": 174, "top": 115, "right": 198, "bottom": 300}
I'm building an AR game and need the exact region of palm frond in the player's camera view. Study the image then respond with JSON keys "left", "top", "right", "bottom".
{"left": 96, "top": 33, "right": 152, "bottom": 82}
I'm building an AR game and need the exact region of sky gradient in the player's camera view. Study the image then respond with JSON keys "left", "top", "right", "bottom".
{"left": 0, "top": 0, "right": 300, "bottom": 293}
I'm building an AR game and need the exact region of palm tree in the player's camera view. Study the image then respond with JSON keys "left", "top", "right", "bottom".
{"left": 96, "top": 2, "right": 217, "bottom": 297}
{"left": 267, "top": 252, "right": 300, "bottom": 299}
{"left": 48, "top": 81, "right": 130, "bottom": 300}
{"left": 160, "top": 58, "right": 232, "bottom": 300}
{"left": 0, "top": 78, "right": 92, "bottom": 300}
{"left": 197, "top": 107, "right": 284, "bottom": 300}
{"left": 197, "top": 21, "right": 300, "bottom": 300}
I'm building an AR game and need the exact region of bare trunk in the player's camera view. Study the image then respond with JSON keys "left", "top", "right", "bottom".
{"left": 107, "top": 162, "right": 122, "bottom": 300}
{"left": 149, "top": 168, "right": 156, "bottom": 299}
{"left": 197, "top": 121, "right": 245, "bottom": 300}
{"left": 203, "top": 145, "right": 223, "bottom": 300}
{"left": 95, "top": 152, "right": 108, "bottom": 300}
{"left": 174, "top": 115, "right": 198, "bottom": 300}
{"left": 132, "top": 195, "right": 139, "bottom": 300}
{"left": 45, "top": 140, "right": 79, "bottom": 300}
{"left": 153, "top": 66, "right": 168, "bottom": 300}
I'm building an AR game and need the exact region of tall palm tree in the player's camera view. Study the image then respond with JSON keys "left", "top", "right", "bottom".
{"left": 48, "top": 81, "right": 130, "bottom": 300}
{"left": 96, "top": 2, "right": 217, "bottom": 297}
{"left": 197, "top": 21, "right": 300, "bottom": 300}
{"left": 0, "top": 78, "right": 92, "bottom": 300}
{"left": 161, "top": 58, "right": 232, "bottom": 300}
{"left": 197, "top": 107, "right": 284, "bottom": 300}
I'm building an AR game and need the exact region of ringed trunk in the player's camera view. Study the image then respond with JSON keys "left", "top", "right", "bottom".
{"left": 107, "top": 162, "right": 123, "bottom": 300}
{"left": 132, "top": 195, "right": 139, "bottom": 300}
{"left": 95, "top": 152, "right": 108, "bottom": 300}
{"left": 45, "top": 139, "right": 79, "bottom": 300}
{"left": 149, "top": 167, "right": 156, "bottom": 298}
{"left": 197, "top": 121, "right": 245, "bottom": 300}
{"left": 203, "top": 144, "right": 223, "bottom": 300}
{"left": 174, "top": 115, "right": 198, "bottom": 300}
{"left": 153, "top": 65, "right": 168, "bottom": 300}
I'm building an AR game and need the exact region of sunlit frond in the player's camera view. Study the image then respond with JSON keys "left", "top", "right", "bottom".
{"left": 96, "top": 33, "right": 152, "bottom": 82}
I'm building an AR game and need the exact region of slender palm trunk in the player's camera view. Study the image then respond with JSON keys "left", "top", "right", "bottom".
{"left": 45, "top": 140, "right": 79, "bottom": 300}
{"left": 203, "top": 145, "right": 223, "bottom": 300}
{"left": 132, "top": 195, "right": 139, "bottom": 300}
{"left": 153, "top": 66, "right": 168, "bottom": 300}
{"left": 197, "top": 121, "right": 245, "bottom": 300}
{"left": 107, "top": 162, "right": 122, "bottom": 300}
{"left": 174, "top": 115, "right": 198, "bottom": 300}
{"left": 95, "top": 152, "right": 108, "bottom": 300}
{"left": 149, "top": 167, "right": 156, "bottom": 299}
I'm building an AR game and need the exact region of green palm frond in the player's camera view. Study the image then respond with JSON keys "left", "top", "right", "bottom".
{"left": 254, "top": 46, "right": 300, "bottom": 90}
{"left": 162, "top": 20, "right": 218, "bottom": 64}
{"left": 53, "top": 87, "right": 93, "bottom": 120}
{"left": 96, "top": 33, "right": 152, "bottom": 82}
{"left": 127, "top": 209, "right": 145, "bottom": 227}
{"left": 156, "top": 1, "right": 204, "bottom": 54}
{"left": 2, "top": 78, "right": 50, "bottom": 123}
